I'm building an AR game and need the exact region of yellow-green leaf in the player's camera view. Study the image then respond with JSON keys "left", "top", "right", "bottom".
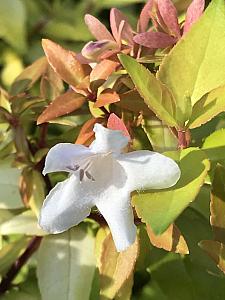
{"left": 132, "top": 148, "right": 210, "bottom": 234}
{"left": 99, "top": 233, "right": 139, "bottom": 299}
{"left": 37, "top": 227, "right": 96, "bottom": 300}
{"left": 158, "top": 0, "right": 225, "bottom": 106}
{"left": 202, "top": 129, "right": 225, "bottom": 162}
{"left": 119, "top": 54, "right": 178, "bottom": 127}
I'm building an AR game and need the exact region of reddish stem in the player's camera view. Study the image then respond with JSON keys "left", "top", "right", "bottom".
{"left": 0, "top": 236, "right": 42, "bottom": 295}
{"left": 177, "top": 129, "right": 189, "bottom": 149}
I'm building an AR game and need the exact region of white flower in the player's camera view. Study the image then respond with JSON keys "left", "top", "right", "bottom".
{"left": 39, "top": 124, "right": 180, "bottom": 252}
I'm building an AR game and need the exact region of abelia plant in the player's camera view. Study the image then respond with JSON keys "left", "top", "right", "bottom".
{"left": 0, "top": 0, "right": 225, "bottom": 299}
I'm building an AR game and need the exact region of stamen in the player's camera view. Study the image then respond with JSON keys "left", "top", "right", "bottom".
{"left": 66, "top": 164, "right": 80, "bottom": 171}
{"left": 85, "top": 171, "right": 95, "bottom": 181}
{"left": 79, "top": 169, "right": 85, "bottom": 182}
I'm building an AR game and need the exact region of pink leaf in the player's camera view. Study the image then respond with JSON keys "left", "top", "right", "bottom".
{"left": 183, "top": 0, "right": 205, "bottom": 34}
{"left": 107, "top": 113, "right": 130, "bottom": 138}
{"left": 134, "top": 31, "right": 177, "bottom": 49}
{"left": 157, "top": 0, "right": 180, "bottom": 38}
{"left": 138, "top": 0, "right": 154, "bottom": 32}
{"left": 110, "top": 8, "right": 134, "bottom": 45}
{"left": 84, "top": 14, "right": 114, "bottom": 41}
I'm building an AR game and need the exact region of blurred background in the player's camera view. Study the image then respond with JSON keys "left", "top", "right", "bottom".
{"left": 0, "top": 0, "right": 207, "bottom": 89}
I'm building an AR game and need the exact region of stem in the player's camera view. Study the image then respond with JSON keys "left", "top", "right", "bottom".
{"left": 38, "top": 123, "right": 48, "bottom": 148}
{"left": 99, "top": 106, "right": 110, "bottom": 117}
{"left": 0, "top": 236, "right": 42, "bottom": 295}
{"left": 177, "top": 129, "right": 189, "bottom": 149}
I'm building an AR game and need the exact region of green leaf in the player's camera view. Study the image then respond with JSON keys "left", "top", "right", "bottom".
{"left": 132, "top": 148, "right": 210, "bottom": 234}
{"left": 0, "top": 0, "right": 27, "bottom": 53}
{"left": 202, "top": 129, "right": 225, "bottom": 162}
{"left": 0, "top": 159, "right": 24, "bottom": 209}
{"left": 37, "top": 227, "right": 96, "bottom": 300}
{"left": 210, "top": 165, "right": 225, "bottom": 244}
{"left": 0, "top": 210, "right": 46, "bottom": 236}
{"left": 2, "top": 277, "right": 41, "bottom": 300}
{"left": 177, "top": 208, "right": 220, "bottom": 273}
{"left": 118, "top": 54, "right": 178, "bottom": 127}
{"left": 0, "top": 237, "right": 29, "bottom": 275}
{"left": 188, "top": 85, "right": 225, "bottom": 128}
{"left": 142, "top": 117, "right": 178, "bottom": 153}
{"left": 158, "top": 0, "right": 225, "bottom": 122}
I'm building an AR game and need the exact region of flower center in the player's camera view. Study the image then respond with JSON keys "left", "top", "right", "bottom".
{"left": 67, "top": 152, "right": 112, "bottom": 182}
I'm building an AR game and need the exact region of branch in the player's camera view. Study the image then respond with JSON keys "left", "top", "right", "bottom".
{"left": 0, "top": 236, "right": 42, "bottom": 295}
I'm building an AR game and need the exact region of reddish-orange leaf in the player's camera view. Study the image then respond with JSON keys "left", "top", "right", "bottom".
{"left": 90, "top": 59, "right": 119, "bottom": 83}
{"left": 37, "top": 90, "right": 86, "bottom": 124}
{"left": 107, "top": 113, "right": 130, "bottom": 138}
{"left": 75, "top": 117, "right": 105, "bottom": 146}
{"left": 99, "top": 233, "right": 139, "bottom": 299}
{"left": 147, "top": 223, "right": 189, "bottom": 254}
{"left": 94, "top": 89, "right": 120, "bottom": 108}
{"left": 42, "top": 39, "right": 91, "bottom": 88}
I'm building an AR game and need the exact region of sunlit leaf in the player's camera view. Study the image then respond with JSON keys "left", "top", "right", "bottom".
{"left": 75, "top": 118, "right": 105, "bottom": 145}
{"left": 99, "top": 233, "right": 139, "bottom": 299}
{"left": 147, "top": 223, "right": 189, "bottom": 254}
{"left": 158, "top": 0, "right": 225, "bottom": 106}
{"left": 0, "top": 159, "right": 23, "bottom": 209}
{"left": 37, "top": 90, "right": 86, "bottom": 125}
{"left": 19, "top": 168, "right": 45, "bottom": 217}
{"left": 42, "top": 39, "right": 91, "bottom": 88}
{"left": 107, "top": 113, "right": 130, "bottom": 137}
{"left": 202, "top": 129, "right": 225, "bottom": 162}
{"left": 133, "top": 148, "right": 210, "bottom": 234}
{"left": 0, "top": 210, "right": 46, "bottom": 236}
{"left": 188, "top": 85, "right": 225, "bottom": 128}
{"left": 119, "top": 54, "right": 178, "bottom": 127}
{"left": 142, "top": 117, "right": 178, "bottom": 152}
{"left": 37, "top": 227, "right": 96, "bottom": 300}
{"left": 94, "top": 89, "right": 120, "bottom": 108}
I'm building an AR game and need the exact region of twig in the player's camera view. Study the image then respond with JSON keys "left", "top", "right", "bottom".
{"left": 177, "top": 129, "right": 189, "bottom": 149}
{"left": 38, "top": 123, "right": 48, "bottom": 148}
{"left": 0, "top": 236, "right": 42, "bottom": 295}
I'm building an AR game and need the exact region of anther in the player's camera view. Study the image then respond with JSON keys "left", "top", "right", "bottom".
{"left": 79, "top": 169, "right": 85, "bottom": 182}
{"left": 85, "top": 171, "right": 95, "bottom": 181}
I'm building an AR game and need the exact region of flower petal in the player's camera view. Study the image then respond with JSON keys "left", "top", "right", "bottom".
{"left": 117, "top": 150, "right": 181, "bottom": 190}
{"left": 43, "top": 143, "right": 92, "bottom": 175}
{"left": 90, "top": 124, "right": 129, "bottom": 154}
{"left": 96, "top": 194, "right": 136, "bottom": 252}
{"left": 39, "top": 175, "right": 92, "bottom": 233}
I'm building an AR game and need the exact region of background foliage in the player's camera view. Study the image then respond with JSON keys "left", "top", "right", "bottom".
{"left": 1, "top": 0, "right": 225, "bottom": 299}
